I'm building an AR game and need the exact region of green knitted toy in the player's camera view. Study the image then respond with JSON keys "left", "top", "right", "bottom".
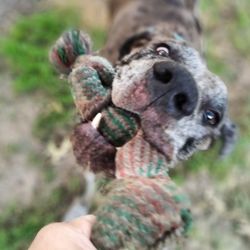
{"left": 50, "top": 29, "right": 192, "bottom": 250}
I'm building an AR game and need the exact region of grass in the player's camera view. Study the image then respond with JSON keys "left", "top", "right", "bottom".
{"left": 200, "top": 0, "right": 250, "bottom": 81}
{"left": 180, "top": 134, "right": 249, "bottom": 179}
{"left": 181, "top": 0, "right": 250, "bottom": 178}
{"left": 0, "top": 8, "right": 106, "bottom": 250}
{"left": 230, "top": 0, "right": 250, "bottom": 56}
{"left": 0, "top": 8, "right": 106, "bottom": 142}
{"left": 181, "top": 2, "right": 250, "bottom": 247}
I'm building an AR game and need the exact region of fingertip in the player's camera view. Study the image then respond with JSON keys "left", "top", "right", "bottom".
{"left": 68, "top": 215, "right": 96, "bottom": 237}
{"left": 83, "top": 215, "right": 96, "bottom": 225}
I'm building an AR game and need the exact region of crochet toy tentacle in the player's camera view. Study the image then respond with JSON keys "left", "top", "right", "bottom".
{"left": 50, "top": 29, "right": 139, "bottom": 175}
{"left": 99, "top": 106, "right": 140, "bottom": 147}
{"left": 71, "top": 122, "right": 116, "bottom": 177}
{"left": 50, "top": 30, "right": 116, "bottom": 175}
{"left": 91, "top": 177, "right": 191, "bottom": 250}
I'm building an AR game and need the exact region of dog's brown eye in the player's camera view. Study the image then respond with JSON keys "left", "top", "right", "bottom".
{"left": 203, "top": 109, "right": 220, "bottom": 126}
{"left": 156, "top": 46, "right": 170, "bottom": 57}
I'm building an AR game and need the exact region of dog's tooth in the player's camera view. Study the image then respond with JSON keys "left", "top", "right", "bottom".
{"left": 91, "top": 113, "right": 102, "bottom": 129}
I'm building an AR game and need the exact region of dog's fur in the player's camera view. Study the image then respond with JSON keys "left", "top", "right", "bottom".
{"left": 100, "top": 0, "right": 236, "bottom": 164}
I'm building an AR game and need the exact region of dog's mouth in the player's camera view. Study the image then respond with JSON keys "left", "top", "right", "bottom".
{"left": 177, "top": 136, "right": 212, "bottom": 161}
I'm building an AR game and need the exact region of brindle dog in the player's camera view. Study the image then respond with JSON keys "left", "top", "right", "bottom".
{"left": 65, "top": 1, "right": 237, "bottom": 248}
{"left": 71, "top": 0, "right": 237, "bottom": 173}
{"left": 100, "top": 0, "right": 237, "bottom": 164}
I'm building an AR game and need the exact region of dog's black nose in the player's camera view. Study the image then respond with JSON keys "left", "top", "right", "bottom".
{"left": 152, "top": 61, "right": 198, "bottom": 118}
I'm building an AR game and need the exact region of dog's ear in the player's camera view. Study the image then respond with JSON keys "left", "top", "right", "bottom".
{"left": 108, "top": 0, "right": 132, "bottom": 18}
{"left": 119, "top": 30, "right": 153, "bottom": 59}
{"left": 185, "top": 0, "right": 198, "bottom": 12}
{"left": 184, "top": 0, "right": 202, "bottom": 34}
{"left": 219, "top": 118, "right": 238, "bottom": 158}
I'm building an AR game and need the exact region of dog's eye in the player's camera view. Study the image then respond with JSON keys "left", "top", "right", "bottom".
{"left": 156, "top": 46, "right": 170, "bottom": 57}
{"left": 203, "top": 109, "right": 220, "bottom": 126}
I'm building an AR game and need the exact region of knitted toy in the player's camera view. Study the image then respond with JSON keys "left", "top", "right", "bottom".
{"left": 50, "top": 30, "right": 192, "bottom": 250}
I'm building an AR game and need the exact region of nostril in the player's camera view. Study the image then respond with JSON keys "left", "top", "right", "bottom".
{"left": 153, "top": 63, "right": 173, "bottom": 84}
{"left": 161, "top": 71, "right": 173, "bottom": 84}
{"left": 173, "top": 93, "right": 191, "bottom": 115}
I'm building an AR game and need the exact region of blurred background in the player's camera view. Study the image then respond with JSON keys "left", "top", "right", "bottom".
{"left": 0, "top": 0, "right": 249, "bottom": 249}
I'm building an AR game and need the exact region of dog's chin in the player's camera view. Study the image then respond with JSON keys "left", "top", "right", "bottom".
{"left": 176, "top": 136, "right": 212, "bottom": 161}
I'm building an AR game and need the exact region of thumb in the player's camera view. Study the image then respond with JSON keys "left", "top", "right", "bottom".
{"left": 68, "top": 215, "right": 96, "bottom": 238}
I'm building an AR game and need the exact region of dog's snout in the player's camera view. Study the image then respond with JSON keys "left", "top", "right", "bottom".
{"left": 152, "top": 61, "right": 198, "bottom": 118}
{"left": 153, "top": 62, "right": 173, "bottom": 83}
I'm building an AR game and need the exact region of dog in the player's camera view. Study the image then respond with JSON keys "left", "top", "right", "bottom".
{"left": 97, "top": 0, "right": 237, "bottom": 165}
{"left": 55, "top": 0, "right": 238, "bottom": 248}
{"left": 69, "top": 0, "right": 237, "bottom": 175}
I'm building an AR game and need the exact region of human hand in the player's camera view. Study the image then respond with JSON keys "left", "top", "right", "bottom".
{"left": 28, "top": 215, "right": 96, "bottom": 250}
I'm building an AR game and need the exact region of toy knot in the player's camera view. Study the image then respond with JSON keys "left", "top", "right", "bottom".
{"left": 49, "top": 29, "right": 92, "bottom": 74}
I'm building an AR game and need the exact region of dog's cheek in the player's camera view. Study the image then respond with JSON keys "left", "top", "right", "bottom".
{"left": 141, "top": 106, "right": 174, "bottom": 161}
{"left": 129, "top": 82, "right": 151, "bottom": 111}
{"left": 112, "top": 78, "right": 151, "bottom": 113}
